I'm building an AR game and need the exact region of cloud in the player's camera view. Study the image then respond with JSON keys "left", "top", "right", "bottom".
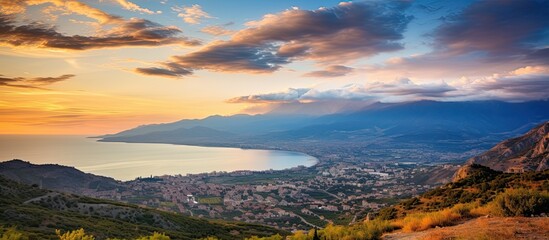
{"left": 1, "top": 0, "right": 122, "bottom": 24}
{"left": 227, "top": 88, "right": 310, "bottom": 103}
{"left": 201, "top": 25, "right": 235, "bottom": 36}
{"left": 227, "top": 79, "right": 456, "bottom": 104}
{"left": 432, "top": 0, "right": 549, "bottom": 57}
{"left": 172, "top": 4, "right": 212, "bottom": 24}
{"left": 0, "top": 15, "right": 200, "bottom": 50}
{"left": 525, "top": 48, "right": 549, "bottom": 65}
{"left": 170, "top": 42, "right": 289, "bottom": 73}
{"left": 113, "top": 0, "right": 161, "bottom": 14}
{"left": 0, "top": 74, "right": 74, "bottom": 89}
{"left": 302, "top": 65, "right": 353, "bottom": 78}
{"left": 458, "top": 67, "right": 549, "bottom": 102}
{"left": 510, "top": 66, "right": 549, "bottom": 76}
{"left": 134, "top": 62, "right": 192, "bottom": 78}
{"left": 136, "top": 1, "right": 412, "bottom": 77}
{"left": 380, "top": 0, "right": 549, "bottom": 78}
{"left": 229, "top": 66, "right": 549, "bottom": 105}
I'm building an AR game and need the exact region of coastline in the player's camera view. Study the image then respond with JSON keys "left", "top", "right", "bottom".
{"left": 97, "top": 138, "right": 321, "bottom": 169}
{"left": 0, "top": 135, "right": 319, "bottom": 181}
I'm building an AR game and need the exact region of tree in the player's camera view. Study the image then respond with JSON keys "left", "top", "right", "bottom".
{"left": 312, "top": 228, "right": 321, "bottom": 240}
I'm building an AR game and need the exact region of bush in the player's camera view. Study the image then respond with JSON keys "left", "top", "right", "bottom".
{"left": 56, "top": 229, "right": 95, "bottom": 240}
{"left": 317, "top": 219, "right": 395, "bottom": 240}
{"left": 377, "top": 207, "right": 397, "bottom": 220}
{"left": 245, "top": 234, "right": 284, "bottom": 240}
{"left": 491, "top": 189, "right": 549, "bottom": 217}
{"left": 135, "top": 232, "right": 170, "bottom": 240}
{"left": 0, "top": 227, "right": 29, "bottom": 240}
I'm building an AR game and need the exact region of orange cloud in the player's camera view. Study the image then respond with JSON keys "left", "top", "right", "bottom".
{"left": 0, "top": 74, "right": 74, "bottom": 89}
{"left": 113, "top": 0, "right": 161, "bottom": 15}
{"left": 0, "top": 15, "right": 200, "bottom": 50}
{"left": 172, "top": 4, "right": 212, "bottom": 24}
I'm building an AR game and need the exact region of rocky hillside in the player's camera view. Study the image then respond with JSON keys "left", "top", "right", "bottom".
{"left": 379, "top": 164, "right": 549, "bottom": 219}
{"left": 463, "top": 121, "right": 548, "bottom": 175}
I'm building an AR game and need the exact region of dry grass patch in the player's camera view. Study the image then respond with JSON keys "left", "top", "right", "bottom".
{"left": 393, "top": 203, "right": 477, "bottom": 232}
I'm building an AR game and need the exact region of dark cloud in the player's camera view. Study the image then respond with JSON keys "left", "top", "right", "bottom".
{"left": 171, "top": 42, "right": 289, "bottom": 73}
{"left": 302, "top": 65, "right": 353, "bottom": 78}
{"left": 0, "top": 15, "right": 200, "bottom": 50}
{"left": 473, "top": 74, "right": 549, "bottom": 101}
{"left": 0, "top": 74, "right": 74, "bottom": 89}
{"left": 383, "top": 0, "right": 549, "bottom": 77}
{"left": 135, "top": 62, "right": 193, "bottom": 78}
{"left": 135, "top": 1, "right": 412, "bottom": 77}
{"left": 525, "top": 48, "right": 549, "bottom": 65}
{"left": 433, "top": 0, "right": 549, "bottom": 56}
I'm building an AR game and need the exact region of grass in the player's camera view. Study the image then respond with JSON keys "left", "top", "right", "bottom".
{"left": 419, "top": 217, "right": 549, "bottom": 240}
{"left": 393, "top": 203, "right": 475, "bottom": 232}
{"left": 314, "top": 219, "right": 395, "bottom": 240}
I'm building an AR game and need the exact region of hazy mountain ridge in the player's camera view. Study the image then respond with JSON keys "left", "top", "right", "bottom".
{"left": 101, "top": 126, "right": 239, "bottom": 144}
{"left": 101, "top": 100, "right": 549, "bottom": 157}
{"left": 99, "top": 114, "right": 316, "bottom": 138}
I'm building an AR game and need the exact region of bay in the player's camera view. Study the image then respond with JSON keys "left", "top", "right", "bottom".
{"left": 0, "top": 135, "right": 317, "bottom": 181}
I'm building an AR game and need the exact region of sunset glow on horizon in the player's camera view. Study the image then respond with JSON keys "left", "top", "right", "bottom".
{"left": 1, "top": 0, "right": 548, "bottom": 135}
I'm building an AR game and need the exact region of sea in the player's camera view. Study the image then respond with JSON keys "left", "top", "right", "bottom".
{"left": 0, "top": 135, "right": 317, "bottom": 181}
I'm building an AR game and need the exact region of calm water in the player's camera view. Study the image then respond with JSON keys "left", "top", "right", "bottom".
{"left": 0, "top": 135, "right": 317, "bottom": 181}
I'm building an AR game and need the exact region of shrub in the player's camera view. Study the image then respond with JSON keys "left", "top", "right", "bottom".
{"left": 491, "top": 189, "right": 549, "bottom": 217}
{"left": 56, "top": 229, "right": 95, "bottom": 240}
{"left": 0, "top": 227, "right": 29, "bottom": 240}
{"left": 245, "top": 234, "right": 284, "bottom": 240}
{"left": 377, "top": 207, "right": 398, "bottom": 220}
{"left": 317, "top": 219, "right": 394, "bottom": 240}
{"left": 135, "top": 232, "right": 170, "bottom": 240}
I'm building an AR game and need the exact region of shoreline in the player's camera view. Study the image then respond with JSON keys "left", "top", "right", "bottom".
{"left": 1, "top": 135, "right": 320, "bottom": 181}
{"left": 96, "top": 139, "right": 321, "bottom": 180}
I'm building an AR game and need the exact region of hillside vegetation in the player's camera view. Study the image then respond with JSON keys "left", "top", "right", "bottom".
{"left": 378, "top": 164, "right": 549, "bottom": 219}
{"left": 0, "top": 176, "right": 285, "bottom": 239}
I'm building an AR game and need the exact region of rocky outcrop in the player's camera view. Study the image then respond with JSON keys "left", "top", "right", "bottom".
{"left": 466, "top": 121, "right": 548, "bottom": 172}
{"left": 454, "top": 121, "right": 549, "bottom": 181}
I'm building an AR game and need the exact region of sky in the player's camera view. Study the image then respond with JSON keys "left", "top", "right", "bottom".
{"left": 0, "top": 0, "right": 548, "bottom": 135}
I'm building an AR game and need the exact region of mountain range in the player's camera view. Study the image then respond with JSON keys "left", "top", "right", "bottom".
{"left": 100, "top": 100, "right": 549, "bottom": 160}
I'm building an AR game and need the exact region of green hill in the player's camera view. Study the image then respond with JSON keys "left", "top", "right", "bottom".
{"left": 0, "top": 176, "right": 285, "bottom": 239}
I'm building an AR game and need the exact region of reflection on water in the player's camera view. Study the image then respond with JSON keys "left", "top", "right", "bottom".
{"left": 0, "top": 135, "right": 317, "bottom": 181}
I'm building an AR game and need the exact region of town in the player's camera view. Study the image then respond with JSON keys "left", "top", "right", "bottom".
{"left": 87, "top": 155, "right": 459, "bottom": 231}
